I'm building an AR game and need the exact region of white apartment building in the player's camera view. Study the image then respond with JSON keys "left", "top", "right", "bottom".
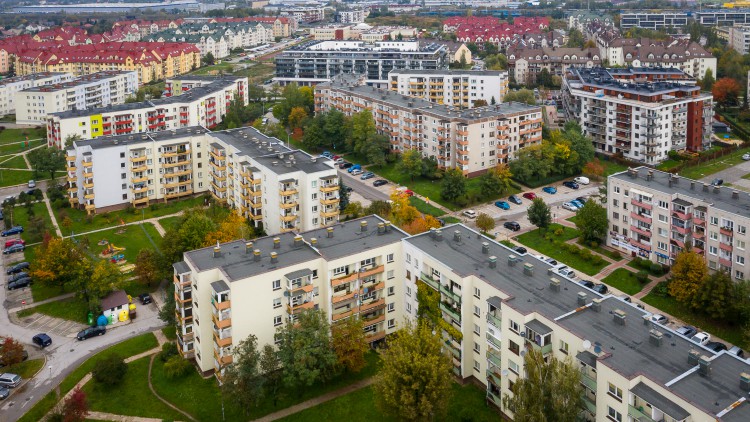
{"left": 66, "top": 125, "right": 340, "bottom": 233}
{"left": 608, "top": 167, "right": 750, "bottom": 281}
{"left": 16, "top": 71, "right": 138, "bottom": 125}
{"left": 175, "top": 217, "right": 750, "bottom": 420}
{"left": 620, "top": 12, "right": 689, "bottom": 29}
{"left": 388, "top": 70, "right": 509, "bottom": 108}
{"left": 0, "top": 72, "right": 73, "bottom": 117}
{"left": 730, "top": 26, "right": 750, "bottom": 54}
{"left": 173, "top": 215, "right": 406, "bottom": 377}
{"left": 336, "top": 8, "right": 368, "bottom": 24}
{"left": 145, "top": 22, "right": 274, "bottom": 59}
{"left": 316, "top": 76, "right": 542, "bottom": 176}
{"left": 562, "top": 67, "right": 713, "bottom": 164}
{"left": 47, "top": 76, "right": 248, "bottom": 148}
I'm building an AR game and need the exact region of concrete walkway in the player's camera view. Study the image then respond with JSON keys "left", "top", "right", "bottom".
{"left": 63, "top": 211, "right": 184, "bottom": 239}
{"left": 252, "top": 377, "right": 376, "bottom": 422}
{"left": 8, "top": 292, "right": 75, "bottom": 313}
{"left": 42, "top": 189, "right": 63, "bottom": 237}
{"left": 86, "top": 412, "right": 171, "bottom": 422}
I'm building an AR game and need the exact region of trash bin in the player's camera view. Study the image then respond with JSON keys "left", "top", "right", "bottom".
{"left": 87, "top": 312, "right": 94, "bottom": 326}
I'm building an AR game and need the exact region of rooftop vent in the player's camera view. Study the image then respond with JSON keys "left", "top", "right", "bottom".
{"left": 591, "top": 298, "right": 602, "bottom": 312}
{"left": 740, "top": 373, "right": 750, "bottom": 392}
{"left": 310, "top": 237, "right": 317, "bottom": 246}
{"left": 649, "top": 329, "right": 663, "bottom": 347}
{"left": 270, "top": 251, "right": 278, "bottom": 264}
{"left": 327, "top": 227, "right": 334, "bottom": 238}
{"left": 360, "top": 220, "right": 368, "bottom": 232}
{"left": 690, "top": 181, "right": 695, "bottom": 190}
{"left": 714, "top": 186, "right": 721, "bottom": 194}
{"left": 613, "top": 309, "right": 626, "bottom": 325}
{"left": 435, "top": 230, "right": 443, "bottom": 241}
{"left": 508, "top": 254, "right": 517, "bottom": 267}
{"left": 253, "top": 249, "right": 261, "bottom": 262}
{"left": 213, "top": 243, "right": 221, "bottom": 258}
{"left": 293, "top": 235, "right": 303, "bottom": 248}
{"left": 245, "top": 241, "right": 253, "bottom": 254}
{"left": 377, "top": 222, "right": 385, "bottom": 234}
{"left": 453, "top": 230, "right": 461, "bottom": 243}
{"left": 733, "top": 191, "right": 739, "bottom": 200}
{"left": 273, "top": 237, "right": 280, "bottom": 249}
{"left": 577, "top": 292, "right": 587, "bottom": 306}
{"left": 482, "top": 242, "right": 489, "bottom": 254}
{"left": 488, "top": 255, "right": 497, "bottom": 268}
{"left": 688, "top": 349, "right": 701, "bottom": 365}
{"left": 703, "top": 183, "right": 709, "bottom": 192}
{"left": 627, "top": 168, "right": 637, "bottom": 178}
{"left": 550, "top": 278, "right": 561, "bottom": 292}
{"left": 698, "top": 355, "right": 711, "bottom": 376}
{"left": 523, "top": 263, "right": 534, "bottom": 276}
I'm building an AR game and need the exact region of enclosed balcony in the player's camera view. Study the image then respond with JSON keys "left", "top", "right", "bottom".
{"left": 524, "top": 319, "right": 553, "bottom": 355}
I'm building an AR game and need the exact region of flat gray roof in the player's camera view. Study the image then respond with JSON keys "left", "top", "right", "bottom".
{"left": 610, "top": 167, "right": 750, "bottom": 217}
{"left": 284, "top": 268, "right": 313, "bottom": 280}
{"left": 302, "top": 217, "right": 407, "bottom": 261}
{"left": 173, "top": 261, "right": 190, "bottom": 274}
{"left": 526, "top": 319, "right": 553, "bottom": 335}
{"left": 74, "top": 126, "right": 210, "bottom": 150}
{"left": 389, "top": 69, "right": 505, "bottom": 77}
{"left": 211, "top": 280, "right": 229, "bottom": 293}
{"left": 22, "top": 70, "right": 134, "bottom": 92}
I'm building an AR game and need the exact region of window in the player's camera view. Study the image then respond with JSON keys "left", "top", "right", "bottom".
{"left": 607, "top": 406, "right": 622, "bottom": 422}
{"left": 406, "top": 286, "right": 412, "bottom": 297}
{"left": 312, "top": 270, "right": 318, "bottom": 279}
{"left": 387, "top": 270, "right": 394, "bottom": 279}
{"left": 333, "top": 266, "right": 347, "bottom": 276}
{"left": 658, "top": 214, "right": 668, "bottom": 223}
{"left": 658, "top": 200, "right": 668, "bottom": 209}
{"left": 387, "top": 319, "right": 395, "bottom": 328}
{"left": 658, "top": 228, "right": 667, "bottom": 237}
{"left": 710, "top": 231, "right": 719, "bottom": 241}
{"left": 406, "top": 253, "right": 411, "bottom": 263}
{"left": 273, "top": 298, "right": 282, "bottom": 308}
{"left": 405, "top": 302, "right": 412, "bottom": 313}
{"left": 740, "top": 225, "right": 747, "bottom": 235}
{"left": 613, "top": 186, "right": 620, "bottom": 194}
{"left": 709, "top": 246, "right": 718, "bottom": 256}
{"left": 387, "top": 253, "right": 394, "bottom": 263}
{"left": 272, "top": 280, "right": 281, "bottom": 290}
{"left": 387, "top": 303, "right": 395, "bottom": 313}
{"left": 560, "top": 340, "right": 569, "bottom": 354}
{"left": 607, "top": 383, "right": 623, "bottom": 401}
{"left": 509, "top": 340, "right": 520, "bottom": 355}
{"left": 736, "top": 270, "right": 744, "bottom": 280}
{"left": 360, "top": 257, "right": 375, "bottom": 268}
{"left": 657, "top": 241, "right": 667, "bottom": 251}
{"left": 473, "top": 361, "right": 480, "bottom": 372}
{"left": 474, "top": 323, "right": 480, "bottom": 335}
{"left": 474, "top": 287, "right": 480, "bottom": 298}
{"left": 474, "top": 342, "right": 480, "bottom": 353}
{"left": 710, "top": 216, "right": 719, "bottom": 226}
{"left": 474, "top": 305, "right": 481, "bottom": 317}
{"left": 273, "top": 316, "right": 282, "bottom": 326}
{"left": 387, "top": 286, "right": 395, "bottom": 296}
{"left": 510, "top": 320, "right": 520, "bottom": 333}
{"left": 509, "top": 359, "right": 519, "bottom": 375}
{"left": 738, "top": 240, "right": 746, "bottom": 250}
{"left": 738, "top": 255, "right": 745, "bottom": 265}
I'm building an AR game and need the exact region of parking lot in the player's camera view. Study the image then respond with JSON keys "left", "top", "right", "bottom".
{"left": 3, "top": 233, "right": 32, "bottom": 308}
{"left": 14, "top": 313, "right": 88, "bottom": 338}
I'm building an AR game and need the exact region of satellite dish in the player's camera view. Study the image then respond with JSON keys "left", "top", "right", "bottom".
{"left": 582, "top": 340, "right": 592, "bottom": 350}
{"left": 520, "top": 350, "right": 527, "bottom": 357}
{"left": 594, "top": 345, "right": 602, "bottom": 354}
{"left": 501, "top": 369, "right": 509, "bottom": 376}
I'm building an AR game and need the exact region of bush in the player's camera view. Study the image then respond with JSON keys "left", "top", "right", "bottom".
{"left": 589, "top": 241, "right": 598, "bottom": 249}
{"left": 163, "top": 355, "right": 192, "bottom": 379}
{"left": 554, "top": 228, "right": 564, "bottom": 236}
{"left": 650, "top": 262, "right": 663, "bottom": 276}
{"left": 608, "top": 250, "right": 621, "bottom": 260}
{"left": 653, "top": 281, "right": 670, "bottom": 297}
{"left": 158, "top": 342, "right": 178, "bottom": 362}
{"left": 636, "top": 271, "right": 650, "bottom": 284}
{"left": 92, "top": 354, "right": 127, "bottom": 386}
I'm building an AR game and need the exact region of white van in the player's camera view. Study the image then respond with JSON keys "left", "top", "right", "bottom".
{"left": 574, "top": 176, "right": 590, "bottom": 185}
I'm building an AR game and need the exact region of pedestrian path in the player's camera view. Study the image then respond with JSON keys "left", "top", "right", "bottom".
{"left": 62, "top": 211, "right": 184, "bottom": 239}
{"left": 86, "top": 412, "right": 171, "bottom": 422}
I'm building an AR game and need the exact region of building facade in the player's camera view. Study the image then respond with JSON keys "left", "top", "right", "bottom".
{"left": 316, "top": 76, "right": 542, "bottom": 176}
{"left": 336, "top": 9, "right": 369, "bottom": 24}
{"left": 507, "top": 46, "right": 601, "bottom": 85}
{"left": 173, "top": 215, "right": 405, "bottom": 377}
{"left": 16, "top": 71, "right": 138, "bottom": 125}
{"left": 388, "top": 70, "right": 509, "bottom": 108}
{"left": 608, "top": 167, "right": 750, "bottom": 282}
{"left": 65, "top": 125, "right": 340, "bottom": 232}
{"left": 620, "top": 13, "right": 690, "bottom": 29}
{"left": 730, "top": 26, "right": 750, "bottom": 54}
{"left": 695, "top": 9, "right": 750, "bottom": 26}
{"left": 274, "top": 41, "right": 449, "bottom": 86}
{"left": 47, "top": 76, "right": 248, "bottom": 148}
{"left": 0, "top": 72, "right": 73, "bottom": 116}
{"left": 562, "top": 67, "right": 713, "bottom": 164}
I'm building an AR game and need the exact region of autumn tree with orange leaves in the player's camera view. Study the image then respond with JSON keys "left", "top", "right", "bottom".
{"left": 712, "top": 78, "right": 742, "bottom": 109}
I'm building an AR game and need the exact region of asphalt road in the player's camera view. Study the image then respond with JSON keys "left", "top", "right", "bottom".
{"left": 337, "top": 168, "right": 390, "bottom": 202}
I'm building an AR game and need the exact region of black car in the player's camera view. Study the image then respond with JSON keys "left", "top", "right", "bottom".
{"left": 508, "top": 195, "right": 522, "bottom": 205}
{"left": 512, "top": 246, "right": 527, "bottom": 255}
{"left": 339, "top": 162, "right": 353, "bottom": 169}
{"left": 711, "top": 178, "right": 724, "bottom": 186}
{"left": 345, "top": 186, "right": 353, "bottom": 193}
{"left": 7, "top": 278, "right": 31, "bottom": 290}
{"left": 8, "top": 272, "right": 29, "bottom": 283}
{"left": 576, "top": 197, "right": 587, "bottom": 204}
{"left": 77, "top": 326, "right": 106, "bottom": 341}
{"left": 6, "top": 262, "right": 29, "bottom": 275}
{"left": 593, "top": 284, "right": 608, "bottom": 294}
{"left": 562, "top": 181, "right": 580, "bottom": 189}
{"left": 705, "top": 341, "right": 728, "bottom": 353}
{"left": 579, "top": 280, "right": 595, "bottom": 289}
{"left": 138, "top": 293, "right": 152, "bottom": 305}
{"left": 503, "top": 221, "right": 521, "bottom": 231}
{"left": 32, "top": 333, "right": 52, "bottom": 348}
{"left": 373, "top": 179, "right": 388, "bottom": 187}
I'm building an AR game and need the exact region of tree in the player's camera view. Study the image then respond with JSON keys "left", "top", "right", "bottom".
{"left": 566, "top": 28, "right": 585, "bottom": 48}
{"left": 276, "top": 309, "right": 337, "bottom": 392}
{"left": 700, "top": 68, "right": 715, "bottom": 91}
{"left": 389, "top": 190, "right": 420, "bottom": 226}
{"left": 502, "top": 347, "right": 583, "bottom": 422}
{"left": 60, "top": 386, "right": 89, "bottom": 422}
{"left": 222, "top": 335, "right": 265, "bottom": 412}
{"left": 364, "top": 200, "right": 392, "bottom": 219}
{"left": 260, "top": 344, "right": 282, "bottom": 406}
{"left": 401, "top": 215, "right": 442, "bottom": 235}
{"left": 473, "top": 99, "right": 488, "bottom": 107}
{"left": 397, "top": 149, "right": 424, "bottom": 181}
{"left": 92, "top": 354, "right": 127, "bottom": 386}
{"left": 575, "top": 201, "right": 608, "bottom": 243}
{"left": 349, "top": 110, "right": 377, "bottom": 154}
{"left": 712, "top": 77, "right": 742, "bottom": 108}
{"left": 504, "top": 89, "right": 536, "bottom": 105}
{"left": 537, "top": 68, "right": 553, "bottom": 88}
{"left": 694, "top": 271, "right": 738, "bottom": 320}
{"left": 527, "top": 198, "right": 552, "bottom": 230}
{"left": 476, "top": 213, "right": 495, "bottom": 233}
{"left": 0, "top": 336, "right": 25, "bottom": 367}
{"left": 374, "top": 320, "right": 453, "bottom": 421}
{"left": 485, "top": 53, "right": 507, "bottom": 70}
{"left": 364, "top": 134, "right": 389, "bottom": 168}
{"left": 204, "top": 212, "right": 251, "bottom": 245}
{"left": 64, "top": 134, "right": 82, "bottom": 148}
{"left": 302, "top": 115, "right": 325, "bottom": 151}
{"left": 28, "top": 147, "right": 66, "bottom": 180}
{"left": 161, "top": 209, "right": 218, "bottom": 265}
{"left": 669, "top": 249, "right": 709, "bottom": 308}
{"left": 338, "top": 179, "right": 350, "bottom": 210}
{"left": 440, "top": 168, "right": 466, "bottom": 202}
{"left": 203, "top": 52, "right": 215, "bottom": 65}
{"left": 134, "top": 249, "right": 161, "bottom": 288}
{"left": 582, "top": 158, "right": 605, "bottom": 181}
{"left": 87, "top": 260, "right": 124, "bottom": 303}
{"left": 30, "top": 237, "right": 91, "bottom": 293}
{"left": 331, "top": 316, "right": 368, "bottom": 373}
{"left": 287, "top": 106, "right": 308, "bottom": 130}
{"left": 479, "top": 165, "right": 513, "bottom": 198}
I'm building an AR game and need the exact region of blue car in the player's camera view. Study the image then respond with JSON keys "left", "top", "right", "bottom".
{"left": 562, "top": 181, "right": 579, "bottom": 190}
{"left": 542, "top": 186, "right": 557, "bottom": 194}
{"left": 508, "top": 195, "right": 522, "bottom": 205}
{"left": 1, "top": 226, "right": 23, "bottom": 237}
{"left": 571, "top": 199, "right": 584, "bottom": 209}
{"left": 495, "top": 201, "right": 510, "bottom": 210}
{"left": 321, "top": 151, "right": 332, "bottom": 158}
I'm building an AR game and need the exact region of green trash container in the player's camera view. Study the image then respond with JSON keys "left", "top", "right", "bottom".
{"left": 87, "top": 312, "right": 94, "bottom": 326}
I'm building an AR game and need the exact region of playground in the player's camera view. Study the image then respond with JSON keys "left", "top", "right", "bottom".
{"left": 69, "top": 223, "right": 162, "bottom": 268}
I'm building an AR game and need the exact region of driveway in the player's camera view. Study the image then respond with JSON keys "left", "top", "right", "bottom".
{"left": 699, "top": 157, "right": 750, "bottom": 190}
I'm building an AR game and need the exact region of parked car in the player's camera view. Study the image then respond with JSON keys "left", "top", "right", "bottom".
{"left": 542, "top": 186, "right": 557, "bottom": 194}
{"left": 512, "top": 246, "right": 527, "bottom": 255}
{"left": 321, "top": 151, "right": 332, "bottom": 158}
{"left": 691, "top": 332, "right": 711, "bottom": 346}
{"left": 503, "top": 221, "right": 521, "bottom": 231}
{"left": 728, "top": 346, "right": 745, "bottom": 358}
{"left": 494, "top": 201, "right": 510, "bottom": 210}
{"left": 339, "top": 162, "right": 352, "bottom": 169}
{"left": 711, "top": 178, "right": 724, "bottom": 186}
{"left": 557, "top": 267, "right": 577, "bottom": 279}
{"left": 8, "top": 272, "right": 29, "bottom": 283}
{"left": 743, "top": 153, "right": 750, "bottom": 161}
{"left": 77, "top": 326, "right": 106, "bottom": 341}
{"left": 6, "top": 262, "right": 29, "bottom": 275}
{"left": 32, "top": 333, "right": 51, "bottom": 348}
{"left": 7, "top": 278, "right": 31, "bottom": 290}
{"left": 138, "top": 293, "right": 152, "bottom": 304}
{"left": 462, "top": 210, "right": 477, "bottom": 219}
{"left": 544, "top": 257, "right": 558, "bottom": 266}
{"left": 373, "top": 179, "right": 388, "bottom": 187}
{"left": 332, "top": 155, "right": 340, "bottom": 161}
{"left": 676, "top": 325, "right": 698, "bottom": 339}
{"left": 562, "top": 181, "right": 579, "bottom": 189}
{"left": 27, "top": 180, "right": 35, "bottom": 188}
{"left": 360, "top": 172, "right": 375, "bottom": 180}
{"left": 576, "top": 196, "right": 588, "bottom": 204}
{"left": 334, "top": 158, "right": 344, "bottom": 164}
{"left": 574, "top": 176, "right": 590, "bottom": 185}
{"left": 1, "top": 226, "right": 23, "bottom": 237}
{"left": 0, "top": 373, "right": 21, "bottom": 388}
{"left": 2, "top": 196, "right": 14, "bottom": 205}
{"left": 0, "top": 386, "right": 8, "bottom": 400}
{"left": 508, "top": 195, "right": 522, "bottom": 205}
{"left": 4, "top": 239, "right": 24, "bottom": 249}
{"left": 350, "top": 169, "right": 363, "bottom": 176}
{"left": 3, "top": 244, "right": 24, "bottom": 255}
{"left": 344, "top": 186, "right": 353, "bottom": 193}
{"left": 571, "top": 199, "right": 584, "bottom": 209}
{"left": 620, "top": 295, "right": 632, "bottom": 303}
{"left": 347, "top": 164, "right": 362, "bottom": 173}
{"left": 562, "top": 202, "right": 578, "bottom": 212}
{"left": 706, "top": 341, "right": 728, "bottom": 353}
{"left": 522, "top": 192, "right": 537, "bottom": 200}
{"left": 400, "top": 189, "right": 415, "bottom": 197}
{"left": 650, "top": 314, "right": 668, "bottom": 324}
{"left": 592, "top": 284, "right": 608, "bottom": 294}
{"left": 579, "top": 280, "right": 595, "bottom": 289}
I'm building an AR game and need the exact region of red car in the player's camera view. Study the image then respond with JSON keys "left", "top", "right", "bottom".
{"left": 4, "top": 239, "right": 24, "bottom": 248}
{"left": 332, "top": 155, "right": 341, "bottom": 160}
{"left": 522, "top": 192, "right": 537, "bottom": 200}
{"left": 403, "top": 189, "right": 415, "bottom": 197}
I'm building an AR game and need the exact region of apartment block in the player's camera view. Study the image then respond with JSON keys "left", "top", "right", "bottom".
{"left": 620, "top": 12, "right": 690, "bottom": 29}
{"left": 0, "top": 72, "right": 73, "bottom": 116}
{"left": 730, "top": 26, "right": 750, "bottom": 54}
{"left": 336, "top": 8, "right": 369, "bottom": 24}
{"left": 15, "top": 71, "right": 138, "bottom": 125}
{"left": 315, "top": 76, "right": 542, "bottom": 176}
{"left": 47, "top": 76, "right": 248, "bottom": 148}
{"left": 608, "top": 167, "right": 750, "bottom": 280}
{"left": 695, "top": 9, "right": 750, "bottom": 26}
{"left": 507, "top": 46, "right": 601, "bottom": 85}
{"left": 388, "top": 70, "right": 509, "bottom": 108}
{"left": 274, "top": 41, "right": 449, "bottom": 86}
{"left": 562, "top": 67, "right": 713, "bottom": 164}
{"left": 65, "top": 125, "right": 340, "bottom": 233}
{"left": 144, "top": 22, "right": 274, "bottom": 60}
{"left": 173, "top": 215, "right": 406, "bottom": 378}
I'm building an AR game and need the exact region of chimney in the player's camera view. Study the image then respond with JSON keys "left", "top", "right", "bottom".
{"left": 703, "top": 183, "right": 709, "bottom": 192}
{"left": 550, "top": 278, "right": 561, "bottom": 292}
{"left": 647, "top": 170, "right": 654, "bottom": 181}
{"left": 327, "top": 227, "right": 334, "bottom": 238}
{"left": 360, "top": 220, "right": 368, "bottom": 232}
{"left": 269, "top": 251, "right": 279, "bottom": 264}
{"left": 698, "top": 355, "right": 711, "bottom": 376}
{"left": 273, "top": 237, "right": 280, "bottom": 249}
{"left": 213, "top": 243, "right": 221, "bottom": 258}
{"left": 714, "top": 186, "right": 720, "bottom": 194}
{"left": 293, "top": 235, "right": 303, "bottom": 248}
{"left": 253, "top": 249, "right": 261, "bottom": 262}
{"left": 649, "top": 329, "right": 663, "bottom": 347}
{"left": 741, "top": 373, "right": 750, "bottom": 392}
{"left": 429, "top": 228, "right": 436, "bottom": 239}
{"left": 488, "top": 256, "right": 497, "bottom": 268}
{"left": 688, "top": 349, "right": 701, "bottom": 365}
{"left": 385, "top": 221, "right": 392, "bottom": 232}
{"left": 508, "top": 254, "right": 517, "bottom": 267}
{"left": 482, "top": 242, "right": 489, "bottom": 254}
{"left": 591, "top": 297, "right": 602, "bottom": 312}
{"left": 613, "top": 309, "right": 626, "bottom": 325}
{"left": 245, "top": 241, "right": 253, "bottom": 254}
{"left": 628, "top": 168, "right": 637, "bottom": 178}
{"left": 523, "top": 263, "right": 534, "bottom": 276}
{"left": 577, "top": 292, "right": 587, "bottom": 306}
{"left": 733, "top": 191, "right": 739, "bottom": 200}
{"left": 377, "top": 222, "right": 385, "bottom": 234}
{"left": 310, "top": 237, "right": 317, "bottom": 246}
{"left": 673, "top": 175, "right": 679, "bottom": 184}
{"left": 690, "top": 181, "right": 695, "bottom": 190}
{"left": 435, "top": 230, "right": 443, "bottom": 241}
{"left": 453, "top": 230, "right": 461, "bottom": 242}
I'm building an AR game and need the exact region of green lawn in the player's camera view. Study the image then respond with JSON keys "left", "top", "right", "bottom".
{"left": 232, "top": 62, "right": 275, "bottom": 84}
{"left": 161, "top": 327, "right": 177, "bottom": 341}
{"left": 0, "top": 155, "right": 28, "bottom": 169}
{"left": 5, "top": 358, "right": 44, "bottom": 379}
{"left": 0, "top": 127, "right": 46, "bottom": 144}
{"left": 191, "top": 62, "right": 234, "bottom": 75}
{"left": 18, "top": 333, "right": 159, "bottom": 422}
{"left": 409, "top": 196, "right": 446, "bottom": 217}
{"left": 602, "top": 160, "right": 628, "bottom": 176}
{"left": 56, "top": 196, "right": 202, "bottom": 234}
{"left": 441, "top": 216, "right": 461, "bottom": 225}
{"left": 601, "top": 268, "right": 645, "bottom": 295}
{"left": 31, "top": 281, "right": 75, "bottom": 302}
{"left": 642, "top": 292, "right": 747, "bottom": 349}
{"left": 84, "top": 357, "right": 183, "bottom": 420}
{"left": 516, "top": 224, "right": 609, "bottom": 276}
{"left": 71, "top": 223, "right": 162, "bottom": 264}
{"left": 157, "top": 215, "right": 182, "bottom": 231}
{"left": 0, "top": 169, "right": 49, "bottom": 188}
{"left": 678, "top": 147, "right": 750, "bottom": 180}
{"left": 626, "top": 259, "right": 665, "bottom": 277}
{"left": 8, "top": 202, "right": 54, "bottom": 243}
{"left": 17, "top": 297, "right": 90, "bottom": 323}
{"left": 278, "top": 382, "right": 499, "bottom": 422}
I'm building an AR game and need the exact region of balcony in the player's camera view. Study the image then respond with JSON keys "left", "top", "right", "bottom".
{"left": 720, "top": 242, "right": 733, "bottom": 253}
{"left": 287, "top": 301, "right": 315, "bottom": 314}
{"left": 82, "top": 160, "right": 93, "bottom": 168}
{"left": 131, "top": 163, "right": 148, "bottom": 173}
{"left": 720, "top": 257, "right": 733, "bottom": 268}
{"left": 440, "top": 301, "right": 461, "bottom": 323}
{"left": 630, "top": 212, "right": 652, "bottom": 224}
{"left": 487, "top": 313, "right": 501, "bottom": 328}
{"left": 361, "top": 298, "right": 385, "bottom": 313}
{"left": 213, "top": 331, "right": 232, "bottom": 348}
{"left": 321, "top": 209, "right": 340, "bottom": 218}
{"left": 486, "top": 349, "right": 502, "bottom": 367}
{"left": 320, "top": 196, "right": 339, "bottom": 206}
{"left": 420, "top": 272, "right": 440, "bottom": 291}
{"left": 332, "top": 308, "right": 355, "bottom": 321}
{"left": 280, "top": 187, "right": 298, "bottom": 196}
{"left": 332, "top": 291, "right": 357, "bottom": 304}
{"left": 213, "top": 300, "right": 230, "bottom": 311}
{"left": 213, "top": 350, "right": 233, "bottom": 366}
{"left": 673, "top": 225, "right": 691, "bottom": 236}
{"left": 280, "top": 213, "right": 298, "bottom": 222}
{"left": 720, "top": 227, "right": 734, "bottom": 237}
{"left": 133, "top": 197, "right": 149, "bottom": 206}
{"left": 631, "top": 198, "right": 653, "bottom": 210}
{"left": 332, "top": 265, "right": 385, "bottom": 286}
{"left": 444, "top": 340, "right": 461, "bottom": 358}
{"left": 628, "top": 405, "right": 655, "bottom": 422}
{"left": 130, "top": 155, "right": 147, "bottom": 163}
{"left": 319, "top": 183, "right": 339, "bottom": 193}
{"left": 630, "top": 238, "right": 651, "bottom": 251}
{"left": 365, "top": 331, "right": 386, "bottom": 342}
{"left": 132, "top": 175, "right": 148, "bottom": 184}
{"left": 279, "top": 201, "right": 298, "bottom": 209}
{"left": 440, "top": 284, "right": 461, "bottom": 303}
{"left": 363, "top": 313, "right": 385, "bottom": 327}
{"left": 631, "top": 225, "right": 651, "bottom": 237}
{"left": 212, "top": 312, "right": 231, "bottom": 329}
